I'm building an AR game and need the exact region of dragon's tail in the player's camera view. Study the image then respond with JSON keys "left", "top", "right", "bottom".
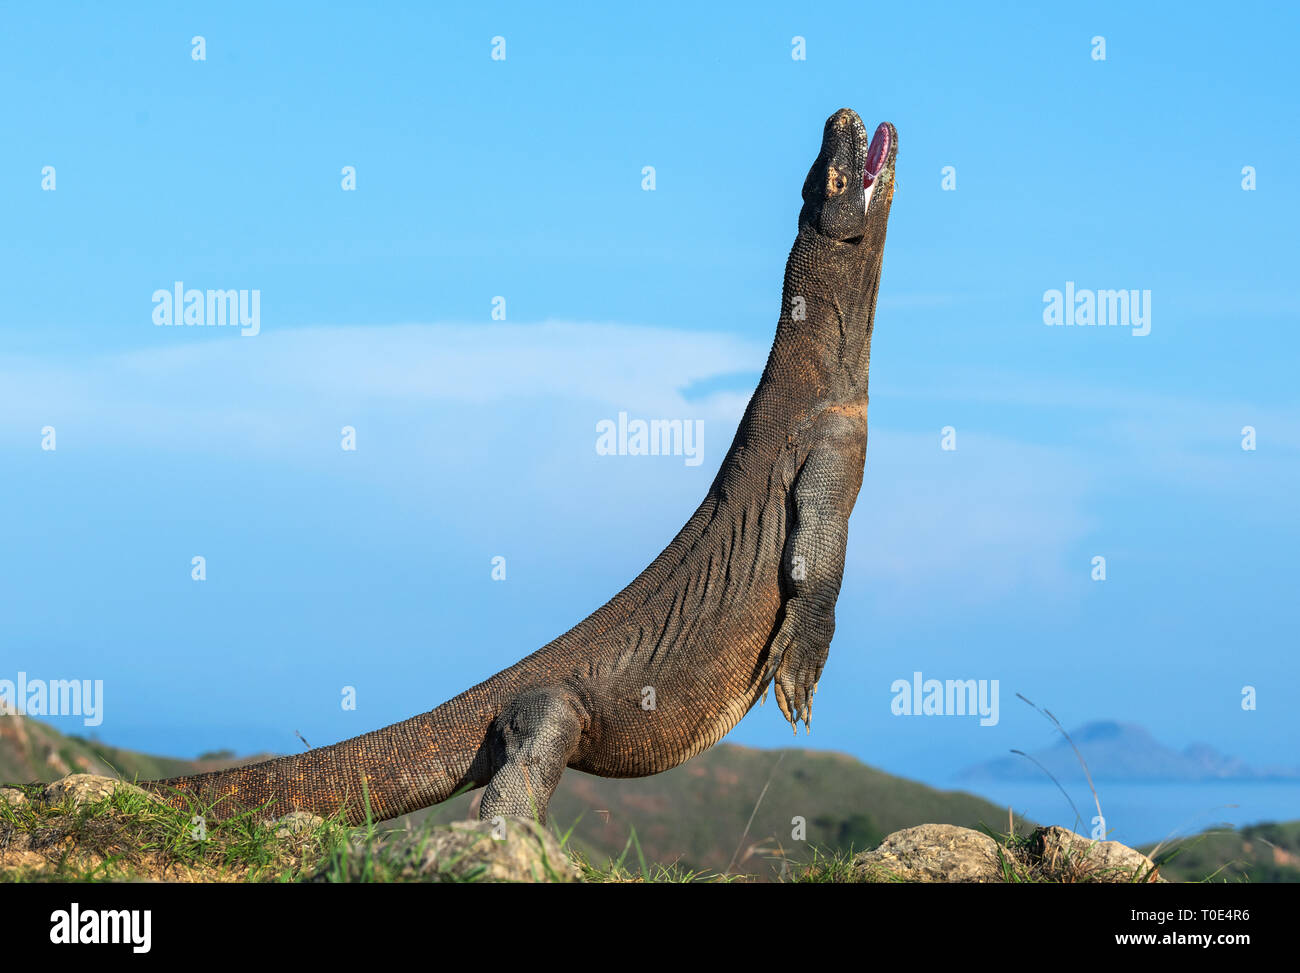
{"left": 144, "top": 691, "right": 499, "bottom": 825}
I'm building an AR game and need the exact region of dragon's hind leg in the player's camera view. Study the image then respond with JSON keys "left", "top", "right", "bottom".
{"left": 479, "top": 687, "right": 584, "bottom": 824}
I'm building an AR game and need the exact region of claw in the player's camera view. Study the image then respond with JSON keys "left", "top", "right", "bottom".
{"left": 774, "top": 677, "right": 794, "bottom": 727}
{"left": 764, "top": 603, "right": 830, "bottom": 735}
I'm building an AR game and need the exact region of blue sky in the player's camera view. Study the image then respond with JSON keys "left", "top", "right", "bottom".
{"left": 1, "top": 2, "right": 1297, "bottom": 795}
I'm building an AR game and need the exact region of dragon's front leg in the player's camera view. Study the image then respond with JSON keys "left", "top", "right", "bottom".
{"left": 765, "top": 412, "right": 865, "bottom": 731}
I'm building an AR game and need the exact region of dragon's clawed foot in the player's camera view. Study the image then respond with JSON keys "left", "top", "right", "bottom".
{"left": 762, "top": 598, "right": 832, "bottom": 734}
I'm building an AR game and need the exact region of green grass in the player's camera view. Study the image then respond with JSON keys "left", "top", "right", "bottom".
{"left": 0, "top": 782, "right": 350, "bottom": 882}
{"left": 790, "top": 845, "right": 901, "bottom": 883}
{"left": 0, "top": 779, "right": 720, "bottom": 883}
{"left": 6, "top": 782, "right": 1280, "bottom": 883}
{"left": 565, "top": 824, "right": 742, "bottom": 882}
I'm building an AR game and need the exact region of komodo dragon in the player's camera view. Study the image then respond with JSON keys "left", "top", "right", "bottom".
{"left": 149, "top": 108, "right": 898, "bottom": 825}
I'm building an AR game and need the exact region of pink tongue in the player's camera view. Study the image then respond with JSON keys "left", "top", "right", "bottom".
{"left": 863, "top": 123, "right": 891, "bottom": 188}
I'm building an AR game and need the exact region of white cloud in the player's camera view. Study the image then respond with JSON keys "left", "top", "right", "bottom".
{"left": 0, "top": 322, "right": 769, "bottom": 451}
{"left": 6, "top": 322, "right": 1283, "bottom": 608}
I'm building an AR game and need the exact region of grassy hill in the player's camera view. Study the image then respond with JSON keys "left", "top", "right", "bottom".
{"left": 0, "top": 715, "right": 267, "bottom": 785}
{"left": 1144, "top": 820, "right": 1300, "bottom": 883}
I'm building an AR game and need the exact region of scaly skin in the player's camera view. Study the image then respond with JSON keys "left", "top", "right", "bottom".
{"left": 149, "top": 108, "right": 897, "bottom": 825}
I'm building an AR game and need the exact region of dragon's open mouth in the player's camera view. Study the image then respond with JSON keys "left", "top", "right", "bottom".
{"left": 862, "top": 122, "right": 892, "bottom": 213}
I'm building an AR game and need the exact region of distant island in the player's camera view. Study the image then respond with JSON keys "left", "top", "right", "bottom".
{"left": 960, "top": 720, "right": 1300, "bottom": 782}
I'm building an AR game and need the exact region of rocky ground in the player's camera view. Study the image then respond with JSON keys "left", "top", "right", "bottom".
{"left": 0, "top": 773, "right": 1167, "bottom": 883}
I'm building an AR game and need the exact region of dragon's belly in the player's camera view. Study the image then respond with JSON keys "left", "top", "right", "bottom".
{"left": 569, "top": 582, "right": 784, "bottom": 778}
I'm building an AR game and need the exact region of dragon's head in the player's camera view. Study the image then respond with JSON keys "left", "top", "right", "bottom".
{"left": 799, "top": 109, "right": 897, "bottom": 244}
{"left": 781, "top": 108, "right": 898, "bottom": 399}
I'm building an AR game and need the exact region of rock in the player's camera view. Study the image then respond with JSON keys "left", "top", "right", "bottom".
{"left": 852, "top": 823, "right": 1003, "bottom": 882}
{"left": 1031, "top": 825, "right": 1165, "bottom": 882}
{"left": 848, "top": 822, "right": 1166, "bottom": 883}
{"left": 1, "top": 787, "right": 28, "bottom": 808}
{"left": 319, "top": 817, "right": 580, "bottom": 883}
{"left": 0, "top": 831, "right": 46, "bottom": 872}
{"left": 271, "top": 811, "right": 324, "bottom": 838}
{"left": 40, "top": 774, "right": 152, "bottom": 807}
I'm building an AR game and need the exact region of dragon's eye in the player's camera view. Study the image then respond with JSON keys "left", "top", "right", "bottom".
{"left": 826, "top": 165, "right": 849, "bottom": 199}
